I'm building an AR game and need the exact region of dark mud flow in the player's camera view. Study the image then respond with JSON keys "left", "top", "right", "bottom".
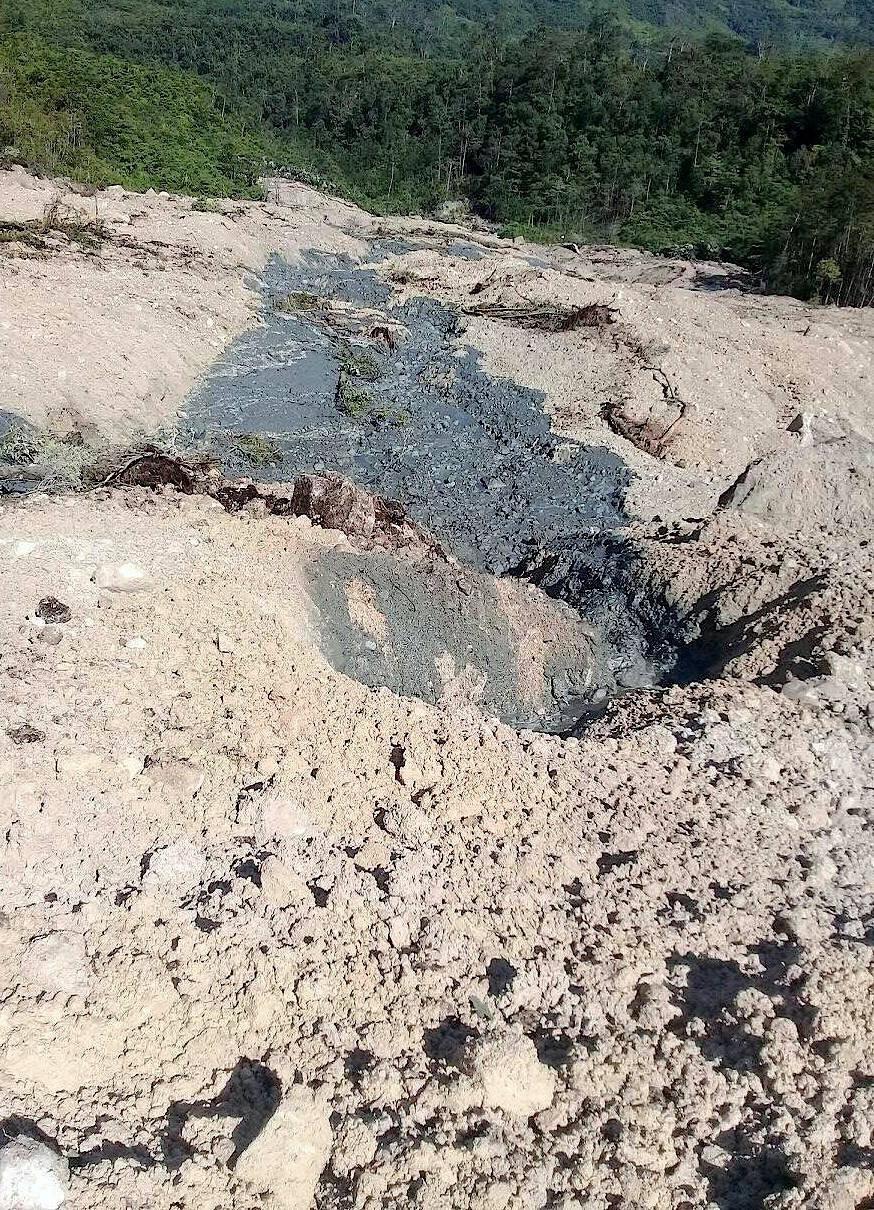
{"left": 181, "top": 248, "right": 631, "bottom": 574}
{"left": 305, "top": 545, "right": 599, "bottom": 732}
{"left": 181, "top": 245, "right": 664, "bottom": 727}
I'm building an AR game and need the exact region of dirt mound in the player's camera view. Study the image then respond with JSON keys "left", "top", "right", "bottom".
{"left": 720, "top": 425, "right": 874, "bottom": 535}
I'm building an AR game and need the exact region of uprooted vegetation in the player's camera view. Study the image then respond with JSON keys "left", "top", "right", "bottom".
{"left": 0, "top": 425, "right": 289, "bottom": 490}
{"left": 333, "top": 339, "right": 405, "bottom": 426}
{"left": 103, "top": 450, "right": 445, "bottom": 560}
{"left": 462, "top": 300, "right": 619, "bottom": 331}
{"left": 337, "top": 342, "right": 382, "bottom": 382}
{"left": 225, "top": 432, "right": 284, "bottom": 467}
{"left": 0, "top": 424, "right": 98, "bottom": 488}
{"left": 0, "top": 197, "right": 107, "bottom": 254}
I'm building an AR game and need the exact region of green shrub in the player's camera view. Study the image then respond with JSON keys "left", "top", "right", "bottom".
{"left": 273, "top": 291, "right": 321, "bottom": 313}
{"left": 0, "top": 34, "right": 266, "bottom": 195}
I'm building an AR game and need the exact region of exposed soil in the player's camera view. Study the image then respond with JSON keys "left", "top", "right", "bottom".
{"left": 0, "top": 170, "right": 873, "bottom": 1210}
{"left": 103, "top": 456, "right": 599, "bottom": 731}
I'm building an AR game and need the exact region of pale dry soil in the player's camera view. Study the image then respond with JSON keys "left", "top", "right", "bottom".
{"left": 0, "top": 171, "right": 873, "bottom": 1210}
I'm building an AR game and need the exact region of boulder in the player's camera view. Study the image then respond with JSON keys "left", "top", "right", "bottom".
{"left": 0, "top": 1138, "right": 68, "bottom": 1210}
{"left": 465, "top": 1030, "right": 556, "bottom": 1118}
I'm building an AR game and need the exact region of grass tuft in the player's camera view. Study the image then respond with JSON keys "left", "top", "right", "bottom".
{"left": 273, "top": 291, "right": 320, "bottom": 313}
{"left": 0, "top": 424, "right": 98, "bottom": 488}
{"left": 228, "top": 432, "right": 284, "bottom": 467}
{"left": 338, "top": 342, "right": 382, "bottom": 382}
{"left": 335, "top": 377, "right": 408, "bottom": 427}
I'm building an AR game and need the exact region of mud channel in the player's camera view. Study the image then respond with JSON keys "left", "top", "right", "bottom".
{"left": 180, "top": 242, "right": 670, "bottom": 731}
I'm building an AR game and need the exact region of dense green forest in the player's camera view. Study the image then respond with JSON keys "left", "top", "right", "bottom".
{"left": 1, "top": 0, "right": 873, "bottom": 304}
{"left": 0, "top": 35, "right": 264, "bottom": 194}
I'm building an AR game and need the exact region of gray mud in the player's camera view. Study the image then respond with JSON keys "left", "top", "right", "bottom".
{"left": 306, "top": 546, "right": 597, "bottom": 731}
{"left": 181, "top": 245, "right": 664, "bottom": 727}
{"left": 182, "top": 248, "right": 631, "bottom": 573}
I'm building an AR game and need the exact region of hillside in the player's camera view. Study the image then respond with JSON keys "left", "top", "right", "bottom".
{"left": 0, "top": 167, "right": 873, "bottom": 1210}
{"left": 3, "top": 0, "right": 874, "bottom": 306}
{"left": 470, "top": 0, "right": 874, "bottom": 45}
{"left": 10, "top": 0, "right": 873, "bottom": 53}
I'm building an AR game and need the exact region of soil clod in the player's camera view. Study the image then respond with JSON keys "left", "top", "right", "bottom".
{"left": 35, "top": 598, "right": 71, "bottom": 625}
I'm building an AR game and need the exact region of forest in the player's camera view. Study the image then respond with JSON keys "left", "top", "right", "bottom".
{"left": 1, "top": 0, "right": 873, "bottom": 305}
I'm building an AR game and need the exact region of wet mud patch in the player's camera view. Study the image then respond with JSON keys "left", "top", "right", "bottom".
{"left": 180, "top": 248, "right": 632, "bottom": 574}
{"left": 171, "top": 245, "right": 664, "bottom": 727}
{"left": 304, "top": 544, "right": 598, "bottom": 730}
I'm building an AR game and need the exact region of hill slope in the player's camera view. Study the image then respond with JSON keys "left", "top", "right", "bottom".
{"left": 2, "top": 0, "right": 874, "bottom": 305}
{"left": 0, "top": 170, "right": 873, "bottom": 1210}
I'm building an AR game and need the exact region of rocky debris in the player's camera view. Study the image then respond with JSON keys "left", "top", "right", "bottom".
{"left": 288, "top": 474, "right": 443, "bottom": 558}
{"left": 19, "top": 932, "right": 91, "bottom": 998}
{"left": 513, "top": 507, "right": 874, "bottom": 719}
{"left": 141, "top": 759, "right": 205, "bottom": 798}
{"left": 106, "top": 452, "right": 446, "bottom": 560}
{"left": 141, "top": 839, "right": 207, "bottom": 896}
{"left": 781, "top": 652, "right": 873, "bottom": 715}
{"left": 234, "top": 1088, "right": 332, "bottom": 1210}
{"left": 91, "top": 562, "right": 152, "bottom": 593}
{"left": 36, "top": 626, "right": 64, "bottom": 647}
{"left": 54, "top": 750, "right": 102, "bottom": 778}
{"left": 35, "top": 598, "right": 71, "bottom": 624}
{"left": 7, "top": 724, "right": 46, "bottom": 745}
{"left": 0, "top": 488, "right": 871, "bottom": 1210}
{"left": 0, "top": 1138, "right": 68, "bottom": 1210}
{"left": 464, "top": 1031, "right": 556, "bottom": 1118}
{"left": 719, "top": 427, "right": 874, "bottom": 532}
{"left": 330, "top": 1118, "right": 378, "bottom": 1177}
{"left": 259, "top": 854, "right": 311, "bottom": 906}
{"left": 785, "top": 410, "right": 846, "bottom": 444}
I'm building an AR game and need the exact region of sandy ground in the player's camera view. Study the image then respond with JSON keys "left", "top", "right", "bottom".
{"left": 0, "top": 169, "right": 367, "bottom": 438}
{"left": 378, "top": 242, "right": 874, "bottom": 519}
{"left": 0, "top": 483, "right": 872, "bottom": 1210}
{"left": 0, "top": 172, "right": 873, "bottom": 1210}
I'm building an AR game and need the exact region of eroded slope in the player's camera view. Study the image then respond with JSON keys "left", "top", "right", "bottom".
{"left": 0, "top": 171, "right": 873, "bottom": 1210}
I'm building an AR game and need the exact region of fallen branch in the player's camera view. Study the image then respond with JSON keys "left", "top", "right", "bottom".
{"left": 462, "top": 300, "right": 618, "bottom": 332}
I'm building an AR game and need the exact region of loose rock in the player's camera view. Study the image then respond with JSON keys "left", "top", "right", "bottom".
{"left": 234, "top": 1087, "right": 332, "bottom": 1209}
{"left": 0, "top": 1138, "right": 68, "bottom": 1210}
{"left": 465, "top": 1031, "right": 556, "bottom": 1118}
{"left": 92, "top": 563, "right": 152, "bottom": 592}
{"left": 35, "top": 598, "right": 71, "bottom": 624}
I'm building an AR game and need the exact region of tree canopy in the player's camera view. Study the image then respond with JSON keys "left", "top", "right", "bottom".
{"left": 2, "top": 0, "right": 873, "bottom": 304}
